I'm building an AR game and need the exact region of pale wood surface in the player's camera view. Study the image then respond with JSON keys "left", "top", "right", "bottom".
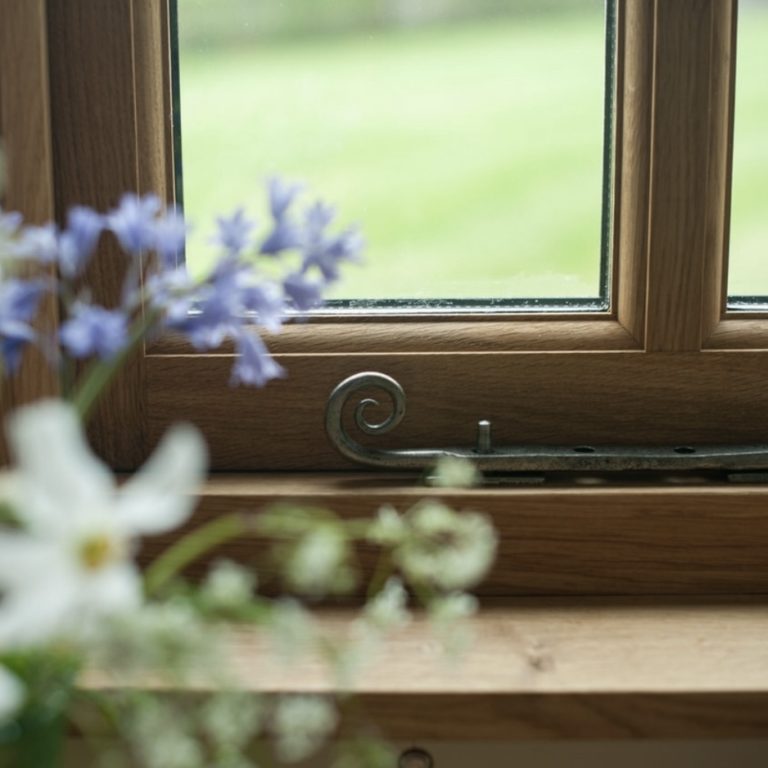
{"left": 140, "top": 475, "right": 768, "bottom": 596}
{"left": 83, "top": 599, "right": 768, "bottom": 739}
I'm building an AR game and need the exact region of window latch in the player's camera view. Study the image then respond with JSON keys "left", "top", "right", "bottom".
{"left": 326, "top": 371, "right": 768, "bottom": 479}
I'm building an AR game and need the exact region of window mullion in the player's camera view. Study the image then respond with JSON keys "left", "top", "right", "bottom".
{"left": 644, "top": 0, "right": 724, "bottom": 352}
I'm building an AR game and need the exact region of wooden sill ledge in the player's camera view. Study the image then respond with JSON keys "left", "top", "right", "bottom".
{"left": 84, "top": 598, "right": 768, "bottom": 740}
{"left": 142, "top": 474, "right": 768, "bottom": 596}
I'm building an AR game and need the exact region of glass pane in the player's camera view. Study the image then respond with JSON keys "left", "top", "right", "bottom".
{"left": 728, "top": 0, "right": 768, "bottom": 303}
{"left": 175, "top": 0, "right": 612, "bottom": 308}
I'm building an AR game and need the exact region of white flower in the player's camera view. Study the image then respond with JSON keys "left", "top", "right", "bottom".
{"left": 0, "top": 399, "right": 207, "bottom": 648}
{"left": 366, "top": 504, "right": 406, "bottom": 545}
{"left": 267, "top": 599, "right": 316, "bottom": 663}
{"left": 428, "top": 456, "right": 480, "bottom": 488}
{"left": 364, "top": 577, "right": 410, "bottom": 632}
{"left": 0, "top": 664, "right": 23, "bottom": 723}
{"left": 429, "top": 592, "right": 479, "bottom": 658}
{"left": 394, "top": 500, "right": 497, "bottom": 591}
{"left": 287, "top": 525, "right": 353, "bottom": 595}
{"left": 201, "top": 559, "right": 257, "bottom": 610}
{"left": 272, "top": 695, "right": 337, "bottom": 762}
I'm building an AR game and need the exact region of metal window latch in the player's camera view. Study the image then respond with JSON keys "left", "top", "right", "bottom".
{"left": 325, "top": 371, "right": 768, "bottom": 480}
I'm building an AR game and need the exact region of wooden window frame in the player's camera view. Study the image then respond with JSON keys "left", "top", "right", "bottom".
{"left": 3, "top": 0, "right": 768, "bottom": 602}
{"left": 31, "top": 0, "right": 766, "bottom": 472}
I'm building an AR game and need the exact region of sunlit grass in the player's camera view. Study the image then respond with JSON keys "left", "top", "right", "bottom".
{"left": 179, "top": 12, "right": 607, "bottom": 299}
{"left": 728, "top": 5, "right": 768, "bottom": 297}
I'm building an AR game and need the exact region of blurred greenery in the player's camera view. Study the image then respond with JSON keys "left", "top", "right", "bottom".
{"left": 176, "top": 1, "right": 767, "bottom": 300}
{"left": 729, "top": 3, "right": 768, "bottom": 297}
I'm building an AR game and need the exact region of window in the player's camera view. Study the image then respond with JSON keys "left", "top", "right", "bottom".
{"left": 175, "top": 0, "right": 613, "bottom": 307}
{"left": 4, "top": 1, "right": 768, "bottom": 487}
{"left": 6, "top": 0, "right": 762, "bottom": 472}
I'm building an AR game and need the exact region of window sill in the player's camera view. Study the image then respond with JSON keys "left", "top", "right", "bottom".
{"left": 142, "top": 474, "right": 768, "bottom": 596}
{"left": 81, "top": 598, "right": 768, "bottom": 739}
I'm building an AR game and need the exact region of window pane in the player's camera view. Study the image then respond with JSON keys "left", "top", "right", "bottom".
{"left": 175, "top": 0, "right": 612, "bottom": 307}
{"left": 728, "top": 0, "right": 768, "bottom": 303}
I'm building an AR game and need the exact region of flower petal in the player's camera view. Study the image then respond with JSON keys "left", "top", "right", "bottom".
{"left": 6, "top": 401, "right": 113, "bottom": 533}
{"left": 116, "top": 422, "right": 207, "bottom": 535}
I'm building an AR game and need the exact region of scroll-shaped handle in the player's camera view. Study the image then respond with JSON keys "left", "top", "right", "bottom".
{"left": 325, "top": 371, "right": 768, "bottom": 474}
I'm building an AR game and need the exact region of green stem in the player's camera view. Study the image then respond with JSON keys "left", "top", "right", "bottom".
{"left": 71, "top": 309, "right": 159, "bottom": 422}
{"left": 144, "top": 512, "right": 253, "bottom": 598}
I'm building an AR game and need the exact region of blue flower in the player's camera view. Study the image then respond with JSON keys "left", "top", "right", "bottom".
{"left": 301, "top": 202, "right": 363, "bottom": 282}
{"left": 152, "top": 209, "right": 187, "bottom": 268}
{"left": 60, "top": 304, "right": 129, "bottom": 360}
{"left": 283, "top": 271, "right": 323, "bottom": 311}
{"left": 239, "top": 280, "right": 285, "bottom": 333}
{"left": 107, "top": 194, "right": 161, "bottom": 255}
{"left": 267, "top": 177, "right": 302, "bottom": 220}
{"left": 147, "top": 266, "right": 196, "bottom": 326}
{"left": 58, "top": 206, "right": 104, "bottom": 277}
{"left": 230, "top": 330, "right": 285, "bottom": 387}
{"left": 212, "top": 208, "right": 256, "bottom": 256}
{"left": 0, "top": 280, "right": 45, "bottom": 373}
{"left": 260, "top": 178, "right": 303, "bottom": 256}
{"left": 260, "top": 218, "right": 302, "bottom": 256}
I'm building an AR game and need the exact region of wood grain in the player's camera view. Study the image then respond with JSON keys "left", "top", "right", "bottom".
{"left": 615, "top": 0, "right": 652, "bottom": 344}
{"left": 46, "top": 0, "right": 149, "bottom": 469}
{"left": 81, "top": 599, "right": 768, "bottom": 738}
{"left": 139, "top": 476, "right": 768, "bottom": 596}
{"left": 0, "top": 0, "right": 58, "bottom": 462}
{"left": 700, "top": 0, "right": 737, "bottom": 341}
{"left": 148, "top": 350, "right": 768, "bottom": 470}
{"left": 644, "top": 0, "right": 716, "bottom": 352}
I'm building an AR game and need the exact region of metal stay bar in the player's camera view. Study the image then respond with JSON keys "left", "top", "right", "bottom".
{"left": 325, "top": 371, "right": 768, "bottom": 474}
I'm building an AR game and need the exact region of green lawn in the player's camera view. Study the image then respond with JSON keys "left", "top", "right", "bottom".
{"left": 729, "top": 5, "right": 768, "bottom": 297}
{"left": 178, "top": 7, "right": 768, "bottom": 300}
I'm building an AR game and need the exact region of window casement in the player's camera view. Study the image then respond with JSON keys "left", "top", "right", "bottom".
{"left": 3, "top": 0, "right": 768, "bottom": 598}
{"left": 32, "top": 0, "right": 765, "bottom": 472}
{"left": 5, "top": 2, "right": 768, "bottom": 743}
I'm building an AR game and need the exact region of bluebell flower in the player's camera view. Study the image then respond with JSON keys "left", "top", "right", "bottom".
{"left": 283, "top": 271, "right": 323, "bottom": 311}
{"left": 58, "top": 206, "right": 104, "bottom": 277}
{"left": 239, "top": 280, "right": 284, "bottom": 333}
{"left": 260, "top": 218, "right": 302, "bottom": 256}
{"left": 212, "top": 208, "right": 255, "bottom": 256}
{"left": 146, "top": 266, "right": 196, "bottom": 326}
{"left": 152, "top": 209, "right": 187, "bottom": 268}
{"left": 304, "top": 201, "right": 336, "bottom": 238}
{"left": 60, "top": 303, "right": 129, "bottom": 360}
{"left": 230, "top": 330, "right": 285, "bottom": 387}
{"left": 0, "top": 280, "right": 45, "bottom": 373}
{"left": 300, "top": 202, "right": 363, "bottom": 282}
{"left": 260, "top": 178, "right": 303, "bottom": 255}
{"left": 107, "top": 194, "right": 161, "bottom": 255}
{"left": 267, "top": 177, "right": 302, "bottom": 220}
{"left": 303, "top": 226, "right": 364, "bottom": 282}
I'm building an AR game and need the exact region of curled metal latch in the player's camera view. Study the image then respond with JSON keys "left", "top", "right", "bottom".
{"left": 325, "top": 371, "right": 768, "bottom": 474}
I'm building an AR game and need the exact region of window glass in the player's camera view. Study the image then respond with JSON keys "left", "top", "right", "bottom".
{"left": 728, "top": 0, "right": 768, "bottom": 305}
{"left": 175, "top": 0, "right": 613, "bottom": 309}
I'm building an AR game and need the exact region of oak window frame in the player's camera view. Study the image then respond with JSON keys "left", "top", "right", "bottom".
{"left": 4, "top": 0, "right": 768, "bottom": 600}
{"left": 39, "top": 0, "right": 766, "bottom": 473}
